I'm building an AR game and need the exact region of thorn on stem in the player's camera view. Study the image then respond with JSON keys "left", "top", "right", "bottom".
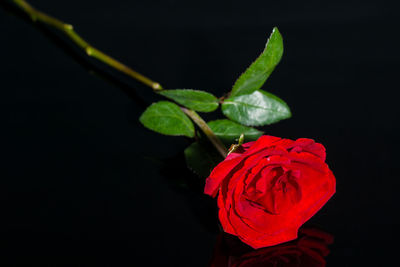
{"left": 153, "top": 83, "right": 162, "bottom": 90}
{"left": 86, "top": 47, "right": 93, "bottom": 56}
{"left": 64, "top": 24, "right": 73, "bottom": 30}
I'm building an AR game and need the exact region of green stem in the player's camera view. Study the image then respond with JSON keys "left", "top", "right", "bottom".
{"left": 181, "top": 108, "right": 227, "bottom": 158}
{"left": 10, "top": 0, "right": 228, "bottom": 158}
{"left": 11, "top": 0, "right": 162, "bottom": 91}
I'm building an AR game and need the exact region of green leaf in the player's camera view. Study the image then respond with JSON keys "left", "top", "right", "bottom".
{"left": 230, "top": 27, "right": 283, "bottom": 97}
{"left": 184, "top": 142, "right": 222, "bottom": 178}
{"left": 158, "top": 89, "right": 219, "bottom": 112}
{"left": 139, "top": 101, "right": 195, "bottom": 137}
{"left": 208, "top": 119, "right": 263, "bottom": 145}
{"left": 221, "top": 90, "right": 291, "bottom": 126}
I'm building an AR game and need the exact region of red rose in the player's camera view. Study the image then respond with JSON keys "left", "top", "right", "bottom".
{"left": 204, "top": 135, "right": 336, "bottom": 249}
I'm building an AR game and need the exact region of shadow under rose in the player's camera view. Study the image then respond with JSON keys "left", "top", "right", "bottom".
{"left": 155, "top": 152, "right": 221, "bottom": 234}
{"left": 209, "top": 227, "right": 334, "bottom": 267}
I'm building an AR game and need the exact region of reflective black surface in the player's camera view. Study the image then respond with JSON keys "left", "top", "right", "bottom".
{"left": 1, "top": 0, "right": 399, "bottom": 266}
{"left": 209, "top": 227, "right": 334, "bottom": 267}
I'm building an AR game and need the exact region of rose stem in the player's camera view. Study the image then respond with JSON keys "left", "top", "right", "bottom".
{"left": 181, "top": 108, "right": 227, "bottom": 158}
{"left": 11, "top": 0, "right": 162, "bottom": 91}
{"left": 10, "top": 0, "right": 228, "bottom": 158}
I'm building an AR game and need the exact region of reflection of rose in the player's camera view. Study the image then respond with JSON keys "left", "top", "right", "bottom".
{"left": 205, "top": 136, "right": 336, "bottom": 248}
{"left": 209, "top": 227, "right": 334, "bottom": 267}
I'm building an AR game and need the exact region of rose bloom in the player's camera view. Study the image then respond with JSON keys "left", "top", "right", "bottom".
{"left": 205, "top": 135, "right": 336, "bottom": 249}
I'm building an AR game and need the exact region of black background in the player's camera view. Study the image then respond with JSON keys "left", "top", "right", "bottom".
{"left": 1, "top": 0, "right": 399, "bottom": 266}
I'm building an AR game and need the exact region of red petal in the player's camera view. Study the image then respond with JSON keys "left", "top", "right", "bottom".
{"left": 204, "top": 155, "right": 244, "bottom": 197}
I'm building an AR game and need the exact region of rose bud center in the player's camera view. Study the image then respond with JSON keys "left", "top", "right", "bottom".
{"left": 244, "top": 160, "right": 302, "bottom": 215}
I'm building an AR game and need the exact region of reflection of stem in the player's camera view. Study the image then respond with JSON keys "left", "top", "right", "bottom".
{"left": 10, "top": 0, "right": 228, "bottom": 158}
{"left": 11, "top": 0, "right": 162, "bottom": 91}
{"left": 181, "top": 108, "right": 227, "bottom": 158}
